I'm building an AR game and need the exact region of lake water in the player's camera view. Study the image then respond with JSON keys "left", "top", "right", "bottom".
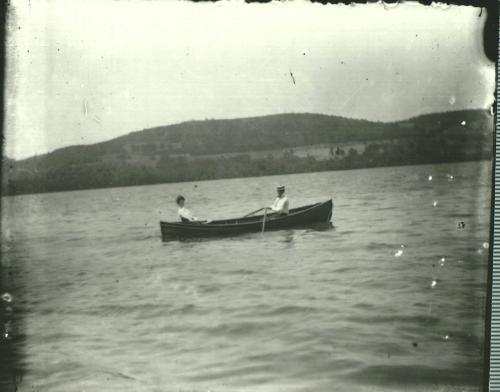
{"left": 1, "top": 161, "right": 492, "bottom": 392}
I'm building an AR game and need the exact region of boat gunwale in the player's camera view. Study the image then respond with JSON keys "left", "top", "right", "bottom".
{"left": 160, "top": 199, "right": 332, "bottom": 229}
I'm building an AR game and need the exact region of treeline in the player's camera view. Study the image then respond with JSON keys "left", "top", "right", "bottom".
{"left": 9, "top": 109, "right": 492, "bottom": 173}
{"left": 3, "top": 135, "right": 492, "bottom": 195}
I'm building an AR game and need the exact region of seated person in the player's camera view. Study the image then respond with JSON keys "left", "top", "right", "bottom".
{"left": 176, "top": 195, "right": 210, "bottom": 223}
{"left": 269, "top": 185, "right": 289, "bottom": 216}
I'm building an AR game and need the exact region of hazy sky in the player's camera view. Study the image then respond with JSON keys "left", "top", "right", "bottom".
{"left": 5, "top": 1, "right": 495, "bottom": 160}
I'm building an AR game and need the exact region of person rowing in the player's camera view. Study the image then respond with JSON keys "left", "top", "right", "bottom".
{"left": 268, "top": 185, "right": 289, "bottom": 216}
{"left": 176, "top": 195, "right": 210, "bottom": 223}
{"left": 240, "top": 185, "right": 290, "bottom": 219}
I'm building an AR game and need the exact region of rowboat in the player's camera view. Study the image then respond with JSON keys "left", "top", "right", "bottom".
{"left": 160, "top": 199, "right": 333, "bottom": 241}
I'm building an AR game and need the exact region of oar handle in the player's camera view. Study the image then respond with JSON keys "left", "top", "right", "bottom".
{"left": 242, "top": 207, "right": 266, "bottom": 218}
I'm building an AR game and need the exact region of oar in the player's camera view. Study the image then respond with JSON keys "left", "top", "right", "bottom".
{"left": 242, "top": 207, "right": 265, "bottom": 218}
{"left": 262, "top": 208, "right": 268, "bottom": 233}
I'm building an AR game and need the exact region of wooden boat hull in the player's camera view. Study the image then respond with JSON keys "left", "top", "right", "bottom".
{"left": 160, "top": 199, "right": 333, "bottom": 241}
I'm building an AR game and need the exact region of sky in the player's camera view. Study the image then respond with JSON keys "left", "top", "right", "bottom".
{"left": 4, "top": 0, "right": 495, "bottom": 160}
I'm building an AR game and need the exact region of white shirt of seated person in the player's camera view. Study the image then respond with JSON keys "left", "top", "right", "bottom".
{"left": 178, "top": 207, "right": 198, "bottom": 222}
{"left": 271, "top": 195, "right": 289, "bottom": 214}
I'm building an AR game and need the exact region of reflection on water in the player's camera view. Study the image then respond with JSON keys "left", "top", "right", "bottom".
{"left": 0, "top": 161, "right": 491, "bottom": 392}
{"left": 280, "top": 230, "right": 295, "bottom": 244}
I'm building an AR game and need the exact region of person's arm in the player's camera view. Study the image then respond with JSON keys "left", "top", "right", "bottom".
{"left": 180, "top": 208, "right": 198, "bottom": 222}
{"left": 283, "top": 199, "right": 289, "bottom": 213}
{"left": 270, "top": 199, "right": 285, "bottom": 213}
{"left": 277, "top": 198, "right": 290, "bottom": 214}
{"left": 187, "top": 212, "right": 199, "bottom": 222}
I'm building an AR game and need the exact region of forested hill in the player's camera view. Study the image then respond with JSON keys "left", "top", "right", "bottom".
{"left": 2, "top": 109, "right": 493, "bottom": 195}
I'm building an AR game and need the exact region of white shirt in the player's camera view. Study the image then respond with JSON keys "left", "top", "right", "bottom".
{"left": 271, "top": 196, "right": 289, "bottom": 214}
{"left": 178, "top": 207, "right": 198, "bottom": 222}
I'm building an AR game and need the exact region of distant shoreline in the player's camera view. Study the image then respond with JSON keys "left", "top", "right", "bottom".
{"left": 2, "top": 110, "right": 493, "bottom": 196}
{"left": 6, "top": 107, "right": 489, "bottom": 163}
{"left": 1, "top": 158, "right": 492, "bottom": 198}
